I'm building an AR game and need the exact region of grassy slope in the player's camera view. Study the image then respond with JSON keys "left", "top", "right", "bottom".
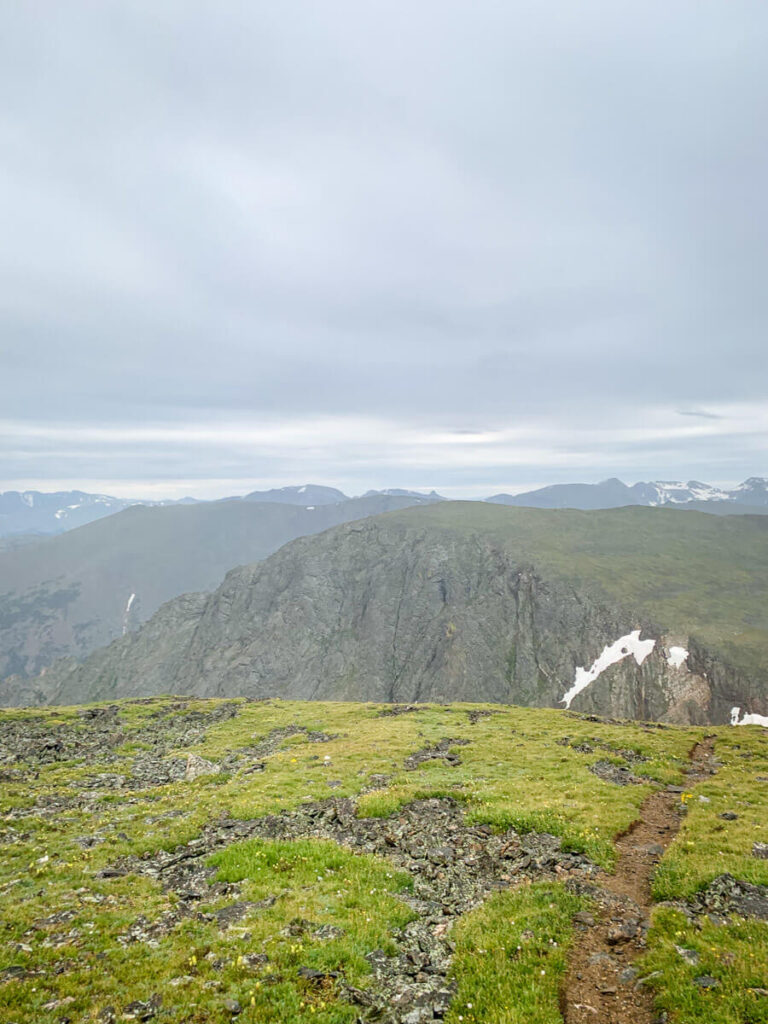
{"left": 644, "top": 728, "right": 768, "bottom": 1023}
{"left": 1, "top": 698, "right": 766, "bottom": 1023}
{"left": 0, "top": 495, "right": 443, "bottom": 601}
{"left": 376, "top": 502, "right": 768, "bottom": 676}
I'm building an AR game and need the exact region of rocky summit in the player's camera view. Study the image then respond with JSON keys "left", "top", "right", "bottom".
{"left": 0, "top": 697, "right": 766, "bottom": 1024}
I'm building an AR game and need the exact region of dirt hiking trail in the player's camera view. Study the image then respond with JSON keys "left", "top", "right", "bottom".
{"left": 560, "top": 738, "right": 717, "bottom": 1024}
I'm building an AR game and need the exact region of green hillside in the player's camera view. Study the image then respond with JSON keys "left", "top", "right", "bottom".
{"left": 381, "top": 502, "right": 768, "bottom": 676}
{"left": 1, "top": 697, "right": 766, "bottom": 1024}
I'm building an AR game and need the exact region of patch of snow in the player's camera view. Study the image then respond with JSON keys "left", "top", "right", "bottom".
{"left": 560, "top": 631, "right": 656, "bottom": 709}
{"left": 298, "top": 485, "right": 307, "bottom": 493}
{"left": 122, "top": 593, "right": 136, "bottom": 635}
{"left": 667, "top": 646, "right": 689, "bottom": 669}
{"left": 688, "top": 485, "right": 730, "bottom": 502}
{"left": 650, "top": 480, "right": 732, "bottom": 505}
{"left": 54, "top": 509, "right": 66, "bottom": 519}
{"left": 21, "top": 492, "right": 34, "bottom": 508}
{"left": 730, "top": 706, "right": 768, "bottom": 727}
{"left": 305, "top": 506, "right": 315, "bottom": 510}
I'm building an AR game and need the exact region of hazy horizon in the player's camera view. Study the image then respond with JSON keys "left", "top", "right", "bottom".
{"left": 0, "top": 471, "right": 763, "bottom": 504}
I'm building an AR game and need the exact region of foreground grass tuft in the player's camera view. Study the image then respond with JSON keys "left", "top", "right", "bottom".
{"left": 447, "top": 882, "right": 584, "bottom": 1024}
{"left": 642, "top": 907, "right": 768, "bottom": 1024}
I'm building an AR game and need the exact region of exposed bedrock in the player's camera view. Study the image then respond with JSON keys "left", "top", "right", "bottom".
{"left": 3, "top": 519, "right": 762, "bottom": 723}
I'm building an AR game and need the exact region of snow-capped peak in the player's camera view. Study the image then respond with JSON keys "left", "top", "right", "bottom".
{"left": 632, "top": 480, "right": 733, "bottom": 506}
{"left": 734, "top": 477, "right": 768, "bottom": 503}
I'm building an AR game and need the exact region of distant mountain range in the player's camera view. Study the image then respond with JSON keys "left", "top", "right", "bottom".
{"left": 362, "top": 488, "right": 445, "bottom": 501}
{"left": 239, "top": 484, "right": 444, "bottom": 506}
{"left": 486, "top": 477, "right": 768, "bottom": 510}
{"left": 241, "top": 484, "right": 348, "bottom": 505}
{"left": 1, "top": 477, "right": 766, "bottom": 539}
{"left": 0, "top": 490, "right": 197, "bottom": 538}
{"left": 0, "top": 486, "right": 444, "bottom": 537}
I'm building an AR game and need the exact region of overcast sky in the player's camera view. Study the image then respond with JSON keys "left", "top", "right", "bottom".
{"left": 1, "top": 1, "right": 766, "bottom": 499}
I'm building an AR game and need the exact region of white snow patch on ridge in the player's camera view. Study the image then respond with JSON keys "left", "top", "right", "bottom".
{"left": 560, "top": 631, "right": 656, "bottom": 710}
{"left": 731, "top": 707, "right": 768, "bottom": 727}
{"left": 122, "top": 593, "right": 136, "bottom": 635}
{"left": 667, "top": 646, "right": 689, "bottom": 669}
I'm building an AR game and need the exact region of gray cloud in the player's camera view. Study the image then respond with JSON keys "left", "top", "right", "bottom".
{"left": 1, "top": 1, "right": 766, "bottom": 495}
{"left": 678, "top": 409, "right": 724, "bottom": 420}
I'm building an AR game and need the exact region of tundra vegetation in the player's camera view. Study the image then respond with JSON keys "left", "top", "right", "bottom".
{"left": 0, "top": 697, "right": 766, "bottom": 1023}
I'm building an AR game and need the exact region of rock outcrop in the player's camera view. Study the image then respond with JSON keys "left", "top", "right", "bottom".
{"left": 0, "top": 494, "right": 438, "bottom": 681}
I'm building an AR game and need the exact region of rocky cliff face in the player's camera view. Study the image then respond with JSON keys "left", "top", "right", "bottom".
{"left": 8, "top": 515, "right": 759, "bottom": 724}
{"left": 0, "top": 494, "right": 436, "bottom": 681}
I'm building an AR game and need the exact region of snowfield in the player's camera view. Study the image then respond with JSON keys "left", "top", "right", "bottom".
{"left": 561, "top": 631, "right": 656, "bottom": 709}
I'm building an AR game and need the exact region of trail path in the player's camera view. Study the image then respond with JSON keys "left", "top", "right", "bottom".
{"left": 561, "top": 738, "right": 716, "bottom": 1024}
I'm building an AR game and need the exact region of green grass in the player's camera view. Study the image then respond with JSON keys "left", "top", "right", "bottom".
{"left": 642, "top": 908, "right": 768, "bottom": 1024}
{"left": 0, "top": 697, "right": 766, "bottom": 1023}
{"left": 446, "top": 882, "right": 585, "bottom": 1024}
{"left": 640, "top": 726, "right": 768, "bottom": 1023}
{"left": 208, "top": 838, "right": 415, "bottom": 1021}
{"left": 653, "top": 728, "right": 768, "bottom": 900}
{"left": 356, "top": 706, "right": 699, "bottom": 867}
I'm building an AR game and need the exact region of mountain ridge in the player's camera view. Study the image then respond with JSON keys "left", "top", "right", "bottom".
{"left": 0, "top": 494, "right": 438, "bottom": 681}
{"left": 10, "top": 502, "right": 768, "bottom": 723}
{"left": 487, "top": 476, "right": 768, "bottom": 509}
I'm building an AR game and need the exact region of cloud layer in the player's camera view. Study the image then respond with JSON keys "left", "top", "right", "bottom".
{"left": 1, "top": 1, "right": 766, "bottom": 496}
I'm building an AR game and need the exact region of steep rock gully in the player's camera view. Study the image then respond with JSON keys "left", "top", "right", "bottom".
{"left": 560, "top": 737, "right": 717, "bottom": 1024}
